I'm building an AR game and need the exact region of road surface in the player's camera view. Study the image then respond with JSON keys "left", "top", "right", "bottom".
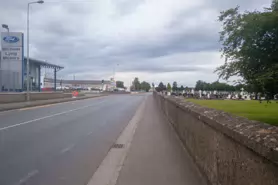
{"left": 0, "top": 94, "right": 146, "bottom": 185}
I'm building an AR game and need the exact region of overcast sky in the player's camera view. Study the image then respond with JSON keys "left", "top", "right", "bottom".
{"left": 0, "top": 0, "right": 272, "bottom": 87}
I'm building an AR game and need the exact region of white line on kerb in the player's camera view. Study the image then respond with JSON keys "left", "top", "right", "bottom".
{"left": 0, "top": 101, "right": 106, "bottom": 132}
{"left": 86, "top": 100, "right": 145, "bottom": 185}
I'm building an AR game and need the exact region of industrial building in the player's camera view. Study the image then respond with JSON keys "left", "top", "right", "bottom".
{"left": 42, "top": 78, "right": 114, "bottom": 91}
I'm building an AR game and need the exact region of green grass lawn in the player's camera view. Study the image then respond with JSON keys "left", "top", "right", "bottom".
{"left": 186, "top": 99, "right": 278, "bottom": 126}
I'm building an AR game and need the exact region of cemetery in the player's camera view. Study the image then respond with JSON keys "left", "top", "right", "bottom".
{"left": 159, "top": 89, "right": 278, "bottom": 126}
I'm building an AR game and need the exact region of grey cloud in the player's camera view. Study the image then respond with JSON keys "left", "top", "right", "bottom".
{"left": 113, "top": 0, "right": 144, "bottom": 15}
{"left": 206, "top": 0, "right": 272, "bottom": 10}
{"left": 0, "top": 0, "right": 273, "bottom": 84}
{"left": 118, "top": 64, "right": 210, "bottom": 73}
{"left": 104, "top": 26, "right": 220, "bottom": 60}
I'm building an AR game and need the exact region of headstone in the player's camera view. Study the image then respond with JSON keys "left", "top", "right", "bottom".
{"left": 203, "top": 91, "right": 207, "bottom": 95}
{"left": 191, "top": 89, "right": 194, "bottom": 94}
{"left": 235, "top": 94, "right": 239, "bottom": 99}
{"left": 167, "top": 92, "right": 171, "bottom": 96}
{"left": 246, "top": 94, "right": 251, "bottom": 100}
{"left": 227, "top": 94, "right": 231, "bottom": 99}
{"left": 199, "top": 90, "right": 202, "bottom": 98}
{"left": 214, "top": 90, "right": 217, "bottom": 95}
{"left": 207, "top": 93, "right": 210, "bottom": 99}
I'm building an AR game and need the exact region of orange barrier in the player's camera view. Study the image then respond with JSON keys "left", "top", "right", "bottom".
{"left": 72, "top": 91, "right": 79, "bottom": 98}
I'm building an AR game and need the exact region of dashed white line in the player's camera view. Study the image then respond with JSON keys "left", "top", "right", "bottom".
{"left": 60, "top": 144, "right": 75, "bottom": 154}
{"left": 16, "top": 170, "right": 39, "bottom": 185}
{"left": 0, "top": 100, "right": 106, "bottom": 132}
{"left": 86, "top": 131, "right": 93, "bottom": 136}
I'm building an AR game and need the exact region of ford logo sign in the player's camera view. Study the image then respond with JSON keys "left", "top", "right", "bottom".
{"left": 3, "top": 36, "right": 20, "bottom": 43}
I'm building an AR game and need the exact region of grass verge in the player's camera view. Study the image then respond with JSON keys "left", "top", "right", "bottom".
{"left": 186, "top": 99, "right": 278, "bottom": 126}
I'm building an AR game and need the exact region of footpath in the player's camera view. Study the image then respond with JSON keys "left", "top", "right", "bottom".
{"left": 88, "top": 95, "right": 207, "bottom": 185}
{"left": 116, "top": 95, "right": 206, "bottom": 185}
{"left": 0, "top": 94, "right": 104, "bottom": 112}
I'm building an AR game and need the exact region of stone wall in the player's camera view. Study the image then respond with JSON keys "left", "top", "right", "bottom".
{"left": 153, "top": 92, "right": 278, "bottom": 185}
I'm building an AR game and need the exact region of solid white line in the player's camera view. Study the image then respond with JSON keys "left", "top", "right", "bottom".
{"left": 16, "top": 170, "right": 39, "bottom": 185}
{"left": 60, "top": 144, "right": 75, "bottom": 154}
{"left": 0, "top": 100, "right": 106, "bottom": 132}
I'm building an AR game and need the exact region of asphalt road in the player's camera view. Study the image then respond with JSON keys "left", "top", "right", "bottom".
{"left": 0, "top": 94, "right": 146, "bottom": 185}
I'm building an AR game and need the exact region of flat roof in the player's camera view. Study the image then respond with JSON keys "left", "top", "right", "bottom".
{"left": 0, "top": 51, "right": 63, "bottom": 70}
{"left": 24, "top": 57, "right": 64, "bottom": 70}
{"left": 44, "top": 78, "right": 111, "bottom": 85}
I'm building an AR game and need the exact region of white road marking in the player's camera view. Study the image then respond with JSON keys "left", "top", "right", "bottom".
{"left": 86, "top": 100, "right": 145, "bottom": 185}
{"left": 0, "top": 100, "right": 106, "bottom": 132}
{"left": 86, "top": 131, "right": 93, "bottom": 136}
{"left": 16, "top": 170, "right": 39, "bottom": 185}
{"left": 60, "top": 144, "right": 75, "bottom": 154}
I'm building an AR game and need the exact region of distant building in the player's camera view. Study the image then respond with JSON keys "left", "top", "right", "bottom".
{"left": 42, "top": 77, "right": 114, "bottom": 91}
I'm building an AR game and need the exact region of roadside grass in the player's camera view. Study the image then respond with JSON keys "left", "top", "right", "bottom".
{"left": 186, "top": 99, "right": 278, "bottom": 126}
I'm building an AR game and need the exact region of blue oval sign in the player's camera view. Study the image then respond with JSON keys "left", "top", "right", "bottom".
{"left": 3, "top": 36, "right": 20, "bottom": 43}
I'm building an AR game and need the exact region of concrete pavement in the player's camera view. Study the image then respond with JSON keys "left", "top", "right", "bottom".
{"left": 115, "top": 95, "right": 206, "bottom": 185}
{"left": 0, "top": 94, "right": 145, "bottom": 185}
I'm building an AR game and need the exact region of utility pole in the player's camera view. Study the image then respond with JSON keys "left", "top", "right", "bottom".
{"left": 27, "top": 0, "right": 44, "bottom": 100}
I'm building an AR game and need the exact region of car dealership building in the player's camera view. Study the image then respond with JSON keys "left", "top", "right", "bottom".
{"left": 0, "top": 32, "right": 63, "bottom": 92}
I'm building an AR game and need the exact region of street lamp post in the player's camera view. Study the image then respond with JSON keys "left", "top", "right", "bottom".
{"left": 2, "top": 24, "right": 9, "bottom": 32}
{"left": 27, "top": 0, "right": 44, "bottom": 100}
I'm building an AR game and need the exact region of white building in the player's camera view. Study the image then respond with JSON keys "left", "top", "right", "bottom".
{"left": 42, "top": 77, "right": 114, "bottom": 91}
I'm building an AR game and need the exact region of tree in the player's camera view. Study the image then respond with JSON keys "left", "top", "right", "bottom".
{"left": 195, "top": 80, "right": 206, "bottom": 91}
{"left": 216, "top": 1, "right": 278, "bottom": 98}
{"left": 116, "top": 81, "right": 124, "bottom": 88}
{"left": 180, "top": 85, "right": 185, "bottom": 92}
{"left": 194, "top": 80, "right": 247, "bottom": 92}
{"left": 172, "top": 81, "right": 178, "bottom": 92}
{"left": 141, "top": 81, "right": 151, "bottom": 92}
{"left": 167, "top": 83, "right": 172, "bottom": 92}
{"left": 132, "top": 77, "right": 141, "bottom": 91}
{"left": 155, "top": 82, "right": 165, "bottom": 92}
